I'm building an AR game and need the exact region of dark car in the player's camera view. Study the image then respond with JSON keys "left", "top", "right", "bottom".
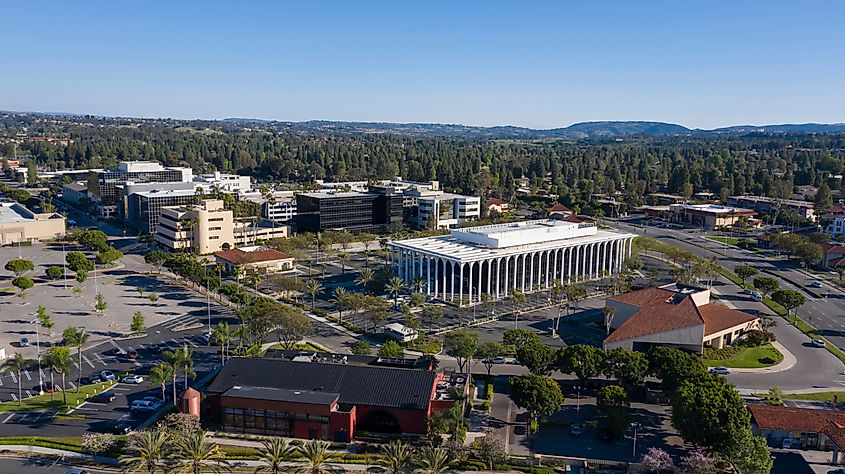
{"left": 103, "top": 348, "right": 122, "bottom": 357}
{"left": 90, "top": 391, "right": 116, "bottom": 404}
{"left": 122, "top": 349, "right": 140, "bottom": 360}
{"left": 104, "top": 420, "right": 132, "bottom": 434}
{"left": 81, "top": 374, "right": 104, "bottom": 385}
{"left": 134, "top": 363, "right": 156, "bottom": 375}
{"left": 147, "top": 344, "right": 163, "bottom": 355}
{"left": 38, "top": 382, "right": 58, "bottom": 393}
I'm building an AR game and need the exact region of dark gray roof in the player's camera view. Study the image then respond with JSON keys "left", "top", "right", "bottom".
{"left": 208, "top": 358, "right": 437, "bottom": 410}
{"left": 223, "top": 386, "right": 339, "bottom": 405}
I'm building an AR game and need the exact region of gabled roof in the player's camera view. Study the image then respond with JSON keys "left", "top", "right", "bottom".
{"left": 214, "top": 248, "right": 293, "bottom": 265}
{"left": 550, "top": 203, "right": 572, "bottom": 213}
{"left": 821, "top": 242, "right": 845, "bottom": 255}
{"left": 207, "top": 357, "right": 437, "bottom": 410}
{"left": 749, "top": 404, "right": 845, "bottom": 433}
{"left": 604, "top": 286, "right": 758, "bottom": 344}
{"left": 486, "top": 198, "right": 507, "bottom": 206}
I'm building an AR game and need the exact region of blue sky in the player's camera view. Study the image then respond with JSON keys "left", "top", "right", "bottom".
{"left": 2, "top": 1, "right": 843, "bottom": 129}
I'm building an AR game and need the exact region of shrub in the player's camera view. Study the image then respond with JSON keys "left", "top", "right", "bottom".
{"left": 81, "top": 432, "right": 116, "bottom": 455}
{"left": 740, "top": 329, "right": 776, "bottom": 347}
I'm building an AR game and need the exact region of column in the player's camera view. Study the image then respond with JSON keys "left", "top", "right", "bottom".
{"left": 537, "top": 251, "right": 543, "bottom": 289}
{"left": 467, "top": 262, "right": 473, "bottom": 305}
{"left": 551, "top": 249, "right": 558, "bottom": 285}
{"left": 433, "top": 258, "right": 439, "bottom": 297}
{"left": 426, "top": 257, "right": 432, "bottom": 295}
{"left": 486, "top": 259, "right": 492, "bottom": 297}
{"left": 442, "top": 260, "right": 448, "bottom": 300}
{"left": 503, "top": 257, "right": 509, "bottom": 298}
{"left": 419, "top": 252, "right": 424, "bottom": 287}
{"left": 458, "top": 262, "right": 464, "bottom": 305}
{"left": 520, "top": 254, "right": 526, "bottom": 292}
{"left": 567, "top": 247, "right": 573, "bottom": 284}
{"left": 495, "top": 258, "right": 501, "bottom": 299}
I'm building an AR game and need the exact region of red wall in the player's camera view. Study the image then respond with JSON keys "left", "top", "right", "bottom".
{"left": 329, "top": 406, "right": 356, "bottom": 441}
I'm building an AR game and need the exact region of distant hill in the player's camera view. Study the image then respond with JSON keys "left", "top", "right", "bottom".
{"left": 709, "top": 123, "right": 845, "bottom": 134}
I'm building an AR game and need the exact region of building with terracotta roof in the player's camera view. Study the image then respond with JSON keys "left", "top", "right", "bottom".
{"left": 485, "top": 198, "right": 510, "bottom": 215}
{"left": 214, "top": 246, "right": 295, "bottom": 276}
{"left": 820, "top": 242, "right": 845, "bottom": 268}
{"left": 749, "top": 403, "right": 845, "bottom": 451}
{"left": 603, "top": 283, "right": 759, "bottom": 352}
{"left": 549, "top": 203, "right": 573, "bottom": 218}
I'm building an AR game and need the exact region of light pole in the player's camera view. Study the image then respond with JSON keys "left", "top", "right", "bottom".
{"left": 32, "top": 318, "right": 44, "bottom": 395}
{"left": 632, "top": 422, "right": 640, "bottom": 460}
{"left": 575, "top": 385, "right": 581, "bottom": 417}
{"left": 206, "top": 271, "right": 212, "bottom": 337}
{"left": 62, "top": 243, "right": 68, "bottom": 290}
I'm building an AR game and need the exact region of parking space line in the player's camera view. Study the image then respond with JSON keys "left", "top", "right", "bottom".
{"left": 10, "top": 394, "right": 17, "bottom": 401}
{"left": 23, "top": 370, "right": 31, "bottom": 381}
{"left": 94, "top": 354, "right": 108, "bottom": 366}
{"left": 83, "top": 355, "right": 96, "bottom": 369}
{"left": 39, "top": 369, "right": 46, "bottom": 379}
{"left": 183, "top": 338, "right": 199, "bottom": 348}
{"left": 10, "top": 373, "right": 16, "bottom": 384}
{"left": 0, "top": 376, "right": 4, "bottom": 386}
{"left": 73, "top": 362, "right": 81, "bottom": 370}
{"left": 25, "top": 390, "right": 32, "bottom": 398}
{"left": 2, "top": 414, "right": 14, "bottom": 423}
{"left": 69, "top": 382, "right": 77, "bottom": 390}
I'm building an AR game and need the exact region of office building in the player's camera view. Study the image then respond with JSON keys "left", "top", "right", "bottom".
{"left": 0, "top": 202, "right": 66, "bottom": 245}
{"left": 193, "top": 172, "right": 252, "bottom": 194}
{"left": 206, "top": 354, "right": 460, "bottom": 441}
{"left": 240, "top": 190, "right": 297, "bottom": 224}
{"left": 87, "top": 161, "right": 193, "bottom": 218}
{"left": 388, "top": 219, "right": 635, "bottom": 305}
{"left": 296, "top": 190, "right": 403, "bottom": 233}
{"left": 405, "top": 189, "right": 480, "bottom": 230}
{"left": 123, "top": 185, "right": 198, "bottom": 234}
{"left": 61, "top": 182, "right": 89, "bottom": 204}
{"left": 728, "top": 195, "right": 817, "bottom": 222}
{"left": 641, "top": 203, "right": 757, "bottom": 230}
{"left": 155, "top": 199, "right": 288, "bottom": 254}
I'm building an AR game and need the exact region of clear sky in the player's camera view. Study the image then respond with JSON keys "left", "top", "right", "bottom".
{"left": 2, "top": 1, "right": 843, "bottom": 129}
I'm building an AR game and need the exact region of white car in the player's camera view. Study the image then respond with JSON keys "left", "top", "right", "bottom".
{"left": 709, "top": 366, "right": 731, "bottom": 375}
{"left": 809, "top": 280, "right": 823, "bottom": 288}
{"left": 812, "top": 339, "right": 826, "bottom": 348}
{"left": 122, "top": 375, "right": 143, "bottom": 384}
{"left": 100, "top": 370, "right": 116, "bottom": 381}
{"left": 492, "top": 356, "right": 507, "bottom": 364}
{"left": 750, "top": 292, "right": 763, "bottom": 302}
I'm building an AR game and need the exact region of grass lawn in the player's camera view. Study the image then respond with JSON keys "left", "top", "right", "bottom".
{"left": 0, "top": 381, "right": 116, "bottom": 414}
{"left": 769, "top": 391, "right": 845, "bottom": 402}
{"left": 266, "top": 341, "right": 328, "bottom": 352}
{"left": 702, "top": 343, "right": 783, "bottom": 368}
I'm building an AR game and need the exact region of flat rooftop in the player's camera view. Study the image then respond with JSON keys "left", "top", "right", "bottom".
{"left": 670, "top": 203, "right": 755, "bottom": 215}
{"left": 0, "top": 203, "right": 42, "bottom": 223}
{"left": 392, "top": 219, "right": 634, "bottom": 261}
{"left": 299, "top": 191, "right": 379, "bottom": 199}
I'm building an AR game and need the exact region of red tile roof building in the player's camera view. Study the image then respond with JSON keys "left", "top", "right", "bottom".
{"left": 214, "top": 247, "right": 295, "bottom": 275}
{"left": 603, "top": 284, "right": 759, "bottom": 353}
{"left": 749, "top": 404, "right": 845, "bottom": 451}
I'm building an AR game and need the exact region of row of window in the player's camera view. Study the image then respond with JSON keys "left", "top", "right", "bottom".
{"left": 222, "top": 407, "right": 329, "bottom": 435}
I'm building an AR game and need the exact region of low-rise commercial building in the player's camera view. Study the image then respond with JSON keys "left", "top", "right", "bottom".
{"left": 206, "top": 355, "right": 459, "bottom": 441}
{"left": 61, "top": 182, "right": 89, "bottom": 204}
{"left": 728, "top": 195, "right": 817, "bottom": 222}
{"left": 0, "top": 202, "right": 66, "bottom": 245}
{"left": 214, "top": 246, "right": 294, "bottom": 275}
{"left": 389, "top": 219, "right": 635, "bottom": 305}
{"left": 603, "top": 284, "right": 759, "bottom": 352}
{"left": 121, "top": 184, "right": 197, "bottom": 234}
{"left": 193, "top": 172, "right": 251, "bottom": 194}
{"left": 749, "top": 404, "right": 845, "bottom": 451}
{"left": 642, "top": 203, "right": 757, "bottom": 229}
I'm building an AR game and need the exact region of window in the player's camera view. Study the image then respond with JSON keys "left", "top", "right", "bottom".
{"left": 209, "top": 236, "right": 219, "bottom": 240}
{"left": 209, "top": 226, "right": 222, "bottom": 231}
{"left": 209, "top": 217, "right": 225, "bottom": 222}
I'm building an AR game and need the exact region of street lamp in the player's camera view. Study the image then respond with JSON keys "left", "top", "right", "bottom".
{"left": 31, "top": 318, "right": 44, "bottom": 395}
{"left": 631, "top": 422, "right": 640, "bottom": 460}
{"left": 575, "top": 385, "right": 581, "bottom": 417}
{"left": 62, "top": 243, "right": 68, "bottom": 290}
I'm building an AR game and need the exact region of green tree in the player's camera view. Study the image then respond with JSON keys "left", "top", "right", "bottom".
{"left": 515, "top": 341, "right": 556, "bottom": 376}
{"left": 131, "top": 311, "right": 146, "bottom": 332}
{"left": 796, "top": 241, "right": 823, "bottom": 268}
{"left": 36, "top": 305, "right": 54, "bottom": 335}
{"left": 149, "top": 362, "right": 174, "bottom": 404}
{"left": 144, "top": 250, "right": 170, "bottom": 273}
{"left": 386, "top": 276, "right": 405, "bottom": 308}
{"left": 96, "top": 247, "right": 123, "bottom": 265}
{"left": 119, "top": 429, "right": 170, "bottom": 474}
{"left": 62, "top": 327, "right": 89, "bottom": 391}
{"left": 502, "top": 328, "right": 540, "bottom": 349}
{"left": 477, "top": 341, "right": 505, "bottom": 376}
{"left": 557, "top": 344, "right": 605, "bottom": 382}
{"left": 66, "top": 251, "right": 94, "bottom": 272}
{"left": 381, "top": 439, "right": 413, "bottom": 474}
{"left": 726, "top": 429, "right": 774, "bottom": 474}
{"left": 164, "top": 344, "right": 194, "bottom": 391}
{"left": 509, "top": 374, "right": 565, "bottom": 427}
{"left": 771, "top": 289, "right": 807, "bottom": 316}
{"left": 672, "top": 374, "right": 750, "bottom": 452}
{"left": 421, "top": 304, "right": 444, "bottom": 330}
{"left": 602, "top": 347, "right": 649, "bottom": 386}
{"left": 46, "top": 346, "right": 72, "bottom": 405}
{"left": 275, "top": 305, "right": 314, "bottom": 350}
{"left": 330, "top": 287, "right": 351, "bottom": 323}
{"left": 378, "top": 340, "right": 405, "bottom": 358}
{"left": 296, "top": 439, "right": 332, "bottom": 474}
{"left": 148, "top": 292, "right": 159, "bottom": 305}
{"left": 172, "top": 431, "right": 228, "bottom": 474}
{"left": 351, "top": 340, "right": 372, "bottom": 355}
{"left": 304, "top": 279, "right": 324, "bottom": 311}
{"left": 76, "top": 271, "right": 87, "bottom": 284}
{"left": 45, "top": 266, "right": 64, "bottom": 281}
{"left": 256, "top": 437, "right": 295, "bottom": 474}
{"left": 12, "top": 276, "right": 34, "bottom": 295}
{"left": 2, "top": 353, "right": 29, "bottom": 406}
{"left": 355, "top": 268, "right": 375, "bottom": 293}
{"left": 444, "top": 329, "right": 479, "bottom": 374}
{"left": 75, "top": 229, "right": 109, "bottom": 252}
{"left": 95, "top": 291, "right": 108, "bottom": 316}
{"left": 734, "top": 265, "right": 758, "bottom": 284}
{"left": 596, "top": 384, "right": 628, "bottom": 410}
{"left": 4, "top": 258, "right": 34, "bottom": 276}
{"left": 415, "top": 446, "right": 454, "bottom": 474}
{"left": 211, "top": 322, "right": 232, "bottom": 365}
{"left": 815, "top": 182, "right": 833, "bottom": 211}
{"left": 752, "top": 276, "right": 779, "bottom": 297}
{"left": 472, "top": 431, "right": 507, "bottom": 470}
{"left": 647, "top": 346, "right": 707, "bottom": 393}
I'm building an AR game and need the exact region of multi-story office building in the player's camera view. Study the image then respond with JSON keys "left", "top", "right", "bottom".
{"left": 406, "top": 190, "right": 480, "bottom": 230}
{"left": 155, "top": 199, "right": 288, "bottom": 254}
{"left": 240, "top": 190, "right": 298, "bottom": 224}
{"left": 388, "top": 219, "right": 635, "bottom": 305}
{"left": 87, "top": 161, "right": 193, "bottom": 218}
{"left": 296, "top": 190, "right": 403, "bottom": 233}
{"left": 193, "top": 172, "right": 252, "bottom": 194}
{"left": 123, "top": 185, "right": 198, "bottom": 234}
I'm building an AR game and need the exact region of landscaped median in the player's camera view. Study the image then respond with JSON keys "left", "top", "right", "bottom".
{"left": 702, "top": 343, "right": 783, "bottom": 369}
{"left": 0, "top": 381, "right": 116, "bottom": 415}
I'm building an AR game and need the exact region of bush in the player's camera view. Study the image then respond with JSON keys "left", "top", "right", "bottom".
{"left": 485, "top": 384, "right": 494, "bottom": 400}
{"left": 702, "top": 346, "right": 743, "bottom": 360}
{"left": 479, "top": 401, "right": 491, "bottom": 411}
{"left": 740, "top": 329, "right": 776, "bottom": 347}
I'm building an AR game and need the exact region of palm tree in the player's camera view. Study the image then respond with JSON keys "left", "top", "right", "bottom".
{"left": 47, "top": 346, "right": 72, "bottom": 405}
{"left": 255, "top": 437, "right": 296, "bottom": 474}
{"left": 386, "top": 276, "right": 405, "bottom": 309}
{"left": 355, "top": 268, "right": 374, "bottom": 294}
{"left": 120, "top": 429, "right": 169, "bottom": 474}
{"left": 304, "top": 279, "right": 324, "bottom": 311}
{"left": 336, "top": 252, "right": 349, "bottom": 274}
{"left": 381, "top": 439, "right": 413, "bottom": 474}
{"left": 295, "top": 440, "right": 336, "bottom": 474}
{"left": 2, "top": 353, "right": 28, "bottom": 406}
{"left": 415, "top": 446, "right": 453, "bottom": 474}
{"left": 172, "top": 431, "right": 228, "bottom": 474}
{"left": 149, "top": 362, "right": 174, "bottom": 404}
{"left": 164, "top": 344, "right": 194, "bottom": 392}
{"left": 331, "top": 287, "right": 350, "bottom": 323}
{"left": 211, "top": 322, "right": 231, "bottom": 365}
{"left": 411, "top": 275, "right": 426, "bottom": 294}
{"left": 62, "top": 326, "right": 89, "bottom": 392}
{"left": 246, "top": 273, "right": 262, "bottom": 293}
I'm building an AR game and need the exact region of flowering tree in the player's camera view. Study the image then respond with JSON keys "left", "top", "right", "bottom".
{"left": 82, "top": 432, "right": 116, "bottom": 456}
{"left": 680, "top": 450, "right": 719, "bottom": 473}
{"left": 641, "top": 447, "right": 674, "bottom": 473}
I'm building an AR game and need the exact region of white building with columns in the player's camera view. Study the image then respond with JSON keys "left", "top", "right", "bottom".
{"left": 388, "top": 219, "right": 636, "bottom": 305}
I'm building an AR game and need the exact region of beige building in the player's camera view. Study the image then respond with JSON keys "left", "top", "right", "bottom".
{"left": 214, "top": 246, "right": 295, "bottom": 276}
{"left": 0, "top": 203, "right": 66, "bottom": 245}
{"left": 155, "top": 200, "right": 288, "bottom": 254}
{"left": 603, "top": 283, "right": 759, "bottom": 353}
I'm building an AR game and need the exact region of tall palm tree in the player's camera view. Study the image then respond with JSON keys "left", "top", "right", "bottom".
{"left": 2, "top": 353, "right": 28, "bottom": 406}
{"left": 411, "top": 276, "right": 426, "bottom": 294}
{"left": 386, "top": 276, "right": 405, "bottom": 309}
{"left": 172, "top": 431, "right": 228, "bottom": 474}
{"left": 120, "top": 429, "right": 169, "bottom": 474}
{"left": 381, "top": 439, "right": 413, "bottom": 474}
{"left": 47, "top": 346, "right": 72, "bottom": 405}
{"left": 62, "top": 326, "right": 89, "bottom": 392}
{"left": 164, "top": 344, "right": 194, "bottom": 392}
{"left": 415, "top": 446, "right": 453, "bottom": 474}
{"left": 304, "top": 279, "right": 324, "bottom": 311}
{"left": 331, "top": 287, "right": 350, "bottom": 323}
{"left": 149, "top": 362, "right": 174, "bottom": 404}
{"left": 295, "top": 440, "right": 336, "bottom": 474}
{"left": 211, "top": 322, "right": 231, "bottom": 365}
{"left": 355, "top": 268, "right": 374, "bottom": 294}
{"left": 42, "top": 349, "right": 58, "bottom": 401}
{"left": 246, "top": 273, "right": 262, "bottom": 293}
{"left": 255, "top": 437, "right": 296, "bottom": 474}
{"left": 336, "top": 252, "right": 349, "bottom": 274}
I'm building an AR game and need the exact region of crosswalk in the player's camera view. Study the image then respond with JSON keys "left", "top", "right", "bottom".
{"left": 161, "top": 314, "right": 201, "bottom": 331}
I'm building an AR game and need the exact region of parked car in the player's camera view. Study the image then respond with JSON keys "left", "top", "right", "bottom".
{"left": 38, "top": 382, "right": 58, "bottom": 393}
{"left": 782, "top": 437, "right": 792, "bottom": 449}
{"left": 67, "top": 219, "right": 77, "bottom": 226}
{"left": 809, "top": 280, "right": 823, "bottom": 288}
{"left": 146, "top": 344, "right": 163, "bottom": 355}
{"left": 122, "top": 349, "right": 139, "bottom": 360}
{"left": 90, "top": 391, "right": 116, "bottom": 404}
{"left": 100, "top": 370, "right": 116, "bottom": 381}
{"left": 103, "top": 348, "right": 122, "bottom": 357}
{"left": 81, "top": 374, "right": 104, "bottom": 385}
{"left": 492, "top": 356, "right": 507, "bottom": 364}
{"left": 122, "top": 375, "right": 144, "bottom": 384}
{"left": 570, "top": 423, "right": 582, "bottom": 437}
{"left": 130, "top": 400, "right": 162, "bottom": 413}
{"left": 750, "top": 292, "right": 763, "bottom": 302}
{"left": 19, "top": 337, "right": 30, "bottom": 347}
{"left": 103, "top": 420, "right": 132, "bottom": 434}
{"left": 709, "top": 366, "right": 731, "bottom": 375}
{"left": 142, "top": 396, "right": 163, "bottom": 405}
{"left": 812, "top": 339, "right": 826, "bottom": 348}
{"left": 134, "top": 363, "right": 156, "bottom": 375}
{"left": 63, "top": 470, "right": 90, "bottom": 474}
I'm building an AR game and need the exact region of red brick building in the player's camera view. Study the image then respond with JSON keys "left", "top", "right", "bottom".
{"left": 206, "top": 356, "right": 459, "bottom": 441}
